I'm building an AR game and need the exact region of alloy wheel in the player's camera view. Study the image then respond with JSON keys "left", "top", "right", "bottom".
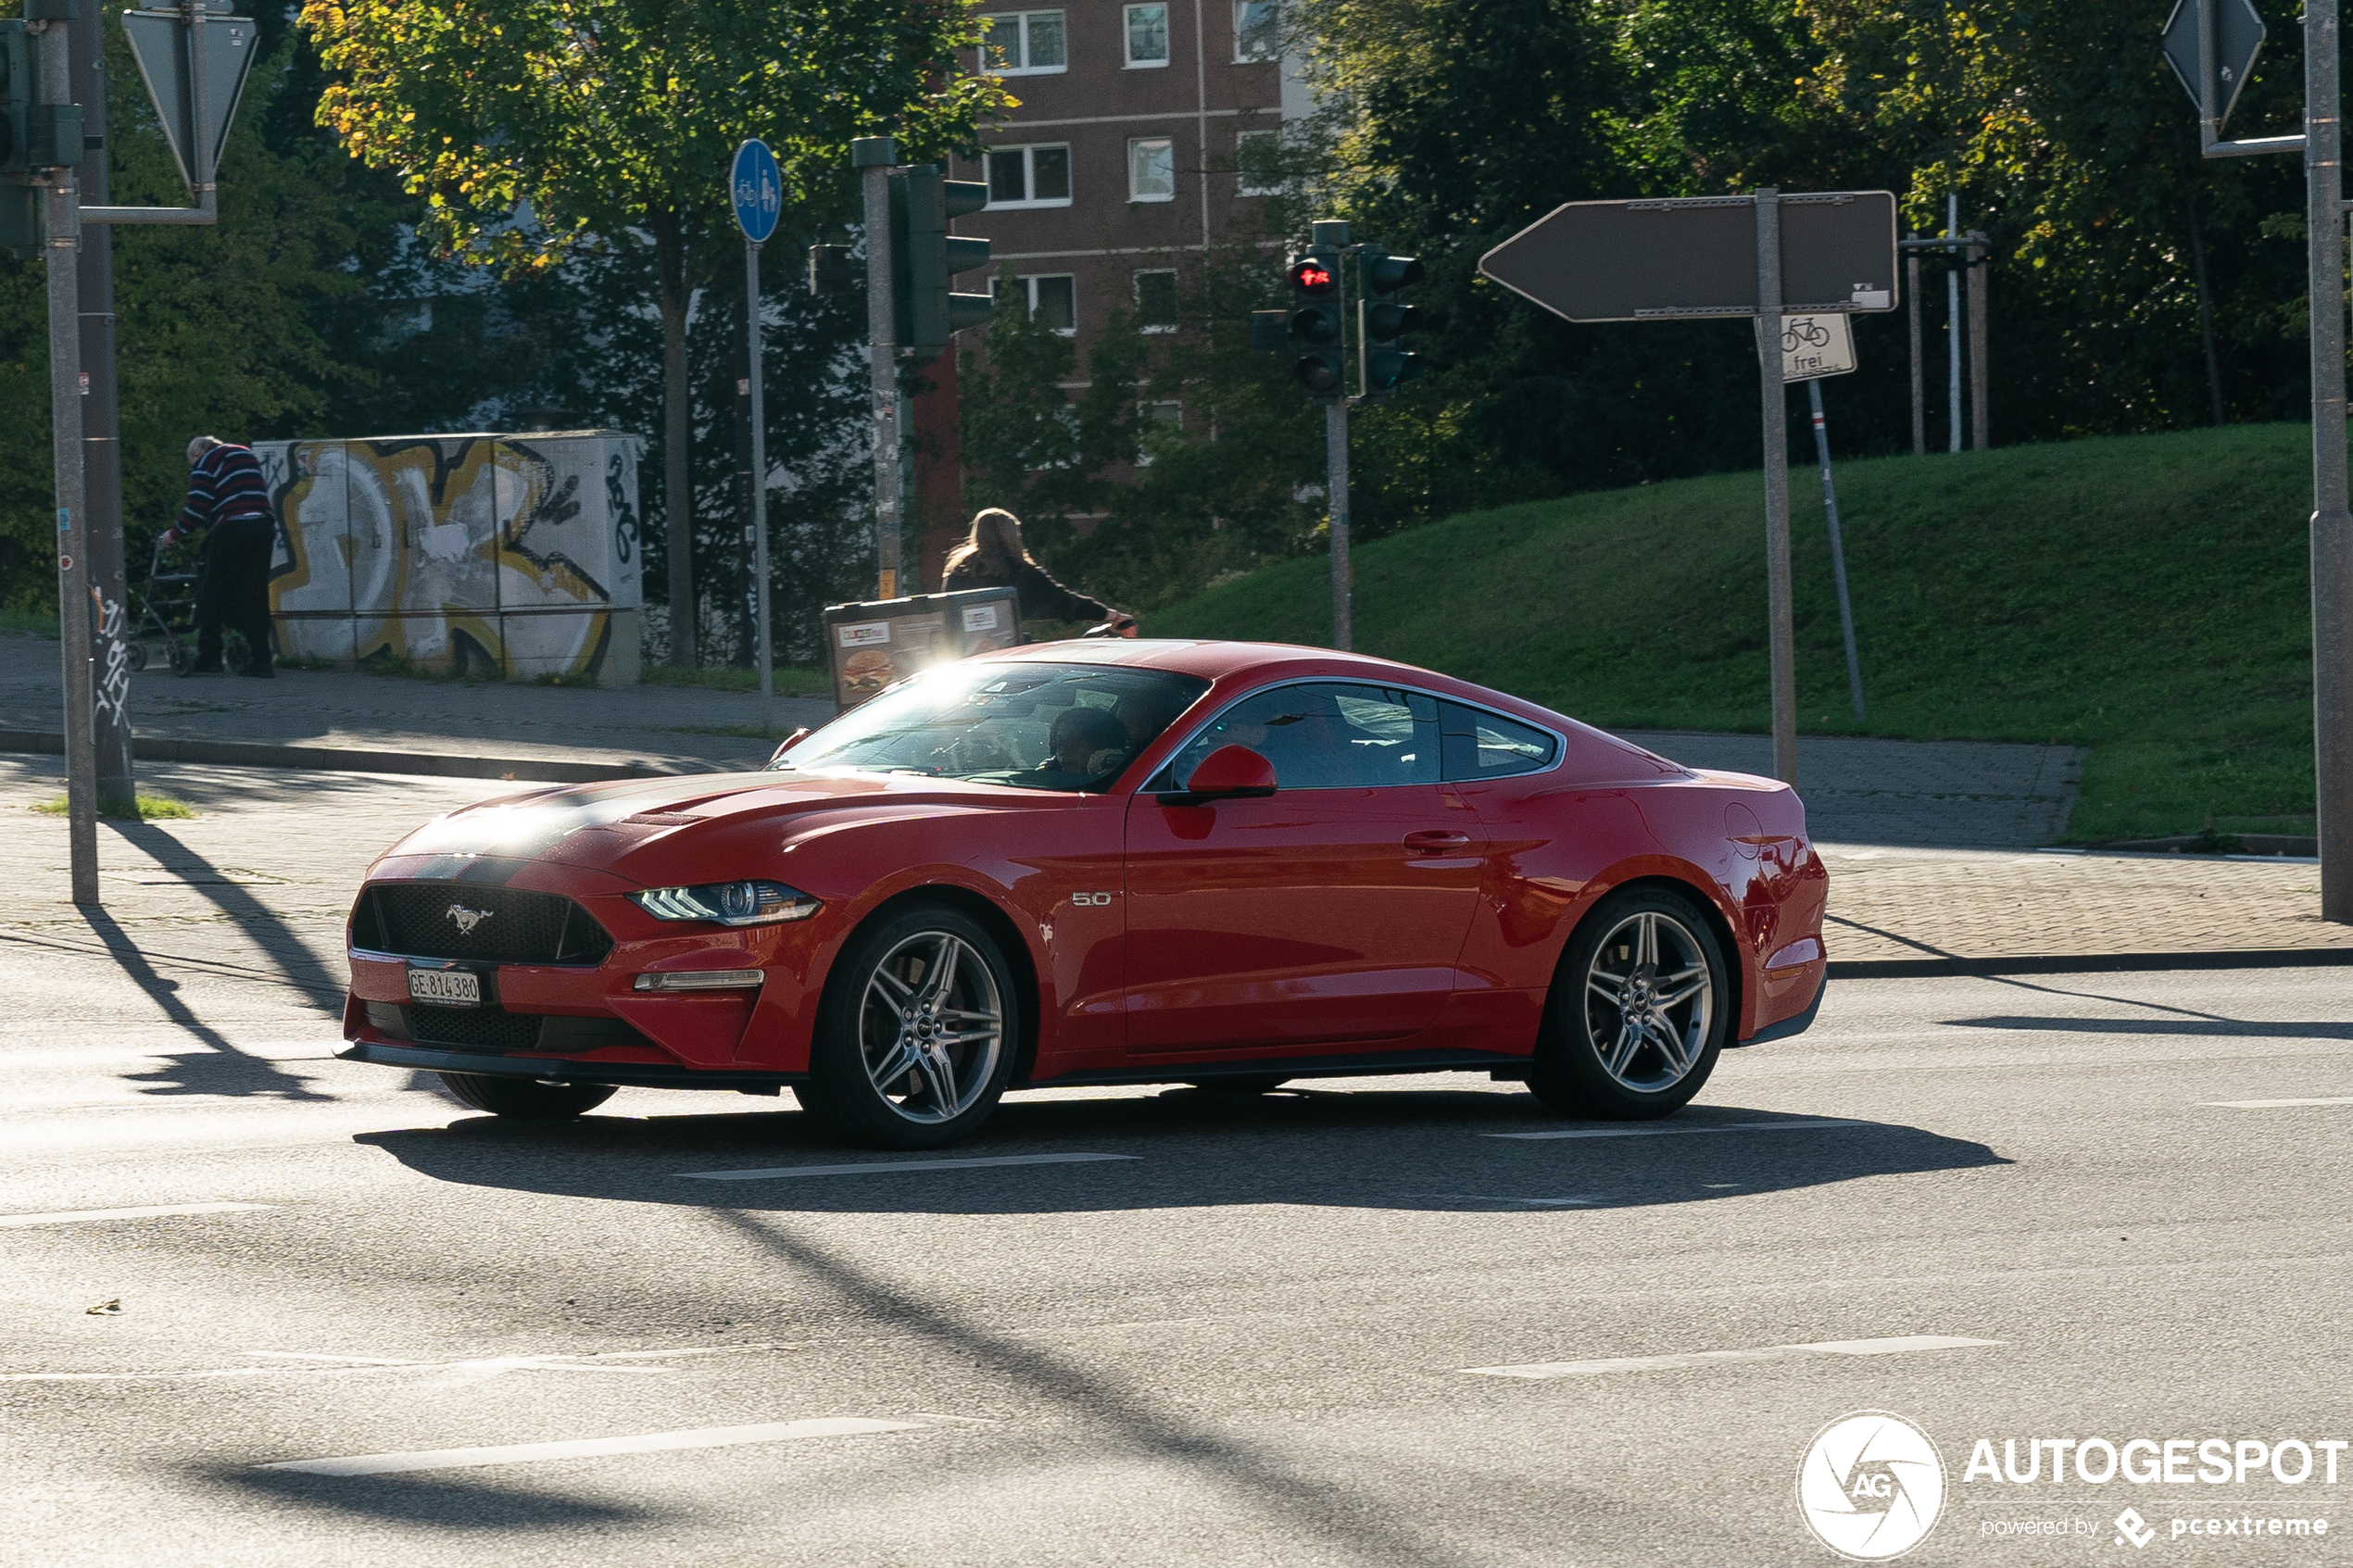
{"left": 1581, "top": 909, "right": 1715, "bottom": 1093}
{"left": 858, "top": 931, "right": 1005, "bottom": 1123}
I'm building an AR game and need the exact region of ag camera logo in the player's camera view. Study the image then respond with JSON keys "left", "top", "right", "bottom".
{"left": 1797, "top": 1410, "right": 1946, "bottom": 1561}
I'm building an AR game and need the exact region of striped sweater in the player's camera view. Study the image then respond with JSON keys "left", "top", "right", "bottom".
{"left": 175, "top": 443, "right": 273, "bottom": 534}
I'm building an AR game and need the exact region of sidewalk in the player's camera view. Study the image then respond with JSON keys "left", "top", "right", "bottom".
{"left": 3, "top": 757, "right": 2344, "bottom": 1035}
{"left": 0, "top": 632, "right": 836, "bottom": 778}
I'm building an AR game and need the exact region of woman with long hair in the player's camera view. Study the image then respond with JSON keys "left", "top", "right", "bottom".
{"left": 941, "top": 508, "right": 1135, "bottom": 632}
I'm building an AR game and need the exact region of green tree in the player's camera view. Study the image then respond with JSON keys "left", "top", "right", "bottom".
{"left": 299, "top": 0, "right": 1008, "bottom": 659}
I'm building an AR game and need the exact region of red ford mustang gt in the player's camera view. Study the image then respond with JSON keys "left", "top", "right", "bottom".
{"left": 340, "top": 641, "right": 1828, "bottom": 1148}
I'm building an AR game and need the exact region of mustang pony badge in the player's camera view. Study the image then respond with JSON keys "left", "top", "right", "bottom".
{"left": 444, "top": 903, "right": 495, "bottom": 935}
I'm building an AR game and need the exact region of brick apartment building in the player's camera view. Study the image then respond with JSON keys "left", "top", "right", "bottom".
{"left": 912, "top": 3, "right": 1309, "bottom": 581}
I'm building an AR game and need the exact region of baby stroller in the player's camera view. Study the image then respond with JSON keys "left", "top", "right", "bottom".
{"left": 132, "top": 536, "right": 256, "bottom": 674}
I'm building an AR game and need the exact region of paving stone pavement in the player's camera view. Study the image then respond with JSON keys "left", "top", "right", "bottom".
{"left": 4, "top": 759, "right": 2342, "bottom": 1033}
{"left": 0, "top": 632, "right": 835, "bottom": 774}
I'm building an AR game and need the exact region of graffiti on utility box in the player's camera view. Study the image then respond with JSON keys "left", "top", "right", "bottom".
{"left": 254, "top": 432, "right": 645, "bottom": 683}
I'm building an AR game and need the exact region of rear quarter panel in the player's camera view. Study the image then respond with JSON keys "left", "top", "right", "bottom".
{"left": 1450, "top": 759, "right": 1826, "bottom": 1043}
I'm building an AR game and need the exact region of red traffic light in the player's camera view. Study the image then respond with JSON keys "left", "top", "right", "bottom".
{"left": 1289, "top": 259, "right": 1337, "bottom": 295}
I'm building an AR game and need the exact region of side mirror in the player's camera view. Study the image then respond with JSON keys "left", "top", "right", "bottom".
{"left": 768, "top": 728, "right": 812, "bottom": 766}
{"left": 1161, "top": 744, "right": 1277, "bottom": 804}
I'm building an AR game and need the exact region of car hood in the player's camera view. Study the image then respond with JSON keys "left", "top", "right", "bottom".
{"left": 377, "top": 769, "right": 1082, "bottom": 876}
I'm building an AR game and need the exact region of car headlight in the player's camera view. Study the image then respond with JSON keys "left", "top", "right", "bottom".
{"left": 628, "top": 880, "right": 822, "bottom": 926}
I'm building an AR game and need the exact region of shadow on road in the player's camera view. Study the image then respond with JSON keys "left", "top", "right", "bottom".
{"left": 219, "top": 1463, "right": 669, "bottom": 1530}
{"left": 1952, "top": 1015, "right": 2353, "bottom": 1040}
{"left": 70, "top": 905, "right": 333, "bottom": 1102}
{"left": 354, "top": 1089, "right": 2008, "bottom": 1217}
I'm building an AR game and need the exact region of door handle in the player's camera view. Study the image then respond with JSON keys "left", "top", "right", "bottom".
{"left": 1403, "top": 830, "right": 1471, "bottom": 853}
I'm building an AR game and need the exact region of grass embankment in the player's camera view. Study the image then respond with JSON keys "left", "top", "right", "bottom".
{"left": 1151, "top": 423, "right": 2324, "bottom": 843}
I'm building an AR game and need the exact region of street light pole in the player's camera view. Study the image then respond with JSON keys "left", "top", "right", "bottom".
{"left": 35, "top": 11, "right": 95, "bottom": 904}
{"left": 854, "top": 136, "right": 903, "bottom": 601}
{"left": 2304, "top": 0, "right": 2353, "bottom": 922}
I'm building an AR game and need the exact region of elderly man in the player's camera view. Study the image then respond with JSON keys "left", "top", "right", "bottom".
{"left": 159, "top": 434, "right": 276, "bottom": 677}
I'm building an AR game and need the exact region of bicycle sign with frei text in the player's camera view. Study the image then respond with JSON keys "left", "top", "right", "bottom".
{"left": 1755, "top": 312, "right": 1857, "bottom": 382}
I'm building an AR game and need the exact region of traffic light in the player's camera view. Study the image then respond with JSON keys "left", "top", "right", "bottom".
{"left": 1287, "top": 248, "right": 1345, "bottom": 400}
{"left": 1357, "top": 246, "right": 1426, "bottom": 397}
{"left": 894, "top": 164, "right": 994, "bottom": 360}
{"left": 806, "top": 244, "right": 855, "bottom": 296}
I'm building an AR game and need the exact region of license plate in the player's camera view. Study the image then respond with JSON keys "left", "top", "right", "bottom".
{"left": 408, "top": 967, "right": 482, "bottom": 1008}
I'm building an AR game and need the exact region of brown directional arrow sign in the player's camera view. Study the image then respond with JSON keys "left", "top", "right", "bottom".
{"left": 1477, "top": 191, "right": 1899, "bottom": 323}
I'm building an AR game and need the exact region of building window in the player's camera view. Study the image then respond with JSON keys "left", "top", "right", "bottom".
{"left": 1124, "top": 4, "right": 1170, "bottom": 67}
{"left": 1234, "top": 0, "right": 1279, "bottom": 61}
{"left": 998, "top": 273, "right": 1078, "bottom": 334}
{"left": 1234, "top": 129, "right": 1282, "bottom": 195}
{"left": 1127, "top": 138, "right": 1176, "bottom": 203}
{"left": 1135, "top": 401, "right": 1183, "bottom": 466}
{"left": 982, "top": 10, "right": 1067, "bottom": 73}
{"left": 1134, "top": 270, "right": 1180, "bottom": 331}
{"left": 986, "top": 144, "right": 1073, "bottom": 208}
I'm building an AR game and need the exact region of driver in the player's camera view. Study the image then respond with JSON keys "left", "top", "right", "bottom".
{"left": 1035, "top": 706, "right": 1131, "bottom": 785}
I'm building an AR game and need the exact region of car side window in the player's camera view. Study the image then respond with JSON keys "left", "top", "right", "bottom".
{"left": 1165, "top": 682, "right": 1439, "bottom": 789}
{"left": 1440, "top": 701, "right": 1559, "bottom": 781}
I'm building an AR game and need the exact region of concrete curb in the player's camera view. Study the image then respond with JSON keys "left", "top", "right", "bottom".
{"left": 1830, "top": 948, "right": 2353, "bottom": 979}
{"left": 0, "top": 728, "right": 701, "bottom": 784}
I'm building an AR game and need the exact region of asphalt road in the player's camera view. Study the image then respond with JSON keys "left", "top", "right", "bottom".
{"left": 4, "top": 960, "right": 2349, "bottom": 1567}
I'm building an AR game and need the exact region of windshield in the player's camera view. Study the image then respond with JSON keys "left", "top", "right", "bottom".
{"left": 772, "top": 662, "right": 1212, "bottom": 792}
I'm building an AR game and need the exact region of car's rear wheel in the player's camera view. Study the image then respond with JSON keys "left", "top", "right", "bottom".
{"left": 1528, "top": 887, "right": 1728, "bottom": 1120}
{"left": 795, "top": 904, "right": 1017, "bottom": 1149}
{"left": 438, "top": 1072, "right": 616, "bottom": 1120}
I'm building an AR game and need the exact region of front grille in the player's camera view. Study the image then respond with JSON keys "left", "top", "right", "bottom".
{"left": 409, "top": 1004, "right": 547, "bottom": 1052}
{"left": 356, "top": 882, "right": 612, "bottom": 966}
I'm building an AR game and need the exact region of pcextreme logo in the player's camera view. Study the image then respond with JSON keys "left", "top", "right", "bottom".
{"left": 1797, "top": 1410, "right": 1948, "bottom": 1562}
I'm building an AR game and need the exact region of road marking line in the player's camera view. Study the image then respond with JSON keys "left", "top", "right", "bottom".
{"left": 2204, "top": 1097, "right": 2353, "bottom": 1109}
{"left": 1466, "top": 1334, "right": 1999, "bottom": 1379}
{"left": 258, "top": 1416, "right": 929, "bottom": 1476}
{"left": 680, "top": 1153, "right": 1139, "bottom": 1181}
{"left": 0, "top": 1201, "right": 273, "bottom": 1228}
{"left": 1484, "top": 1118, "right": 1864, "bottom": 1141}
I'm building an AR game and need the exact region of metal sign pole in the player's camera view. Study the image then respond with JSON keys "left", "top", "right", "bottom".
{"left": 853, "top": 137, "right": 901, "bottom": 600}
{"left": 1327, "top": 401, "right": 1351, "bottom": 652}
{"left": 1755, "top": 188, "right": 1798, "bottom": 786}
{"left": 1807, "top": 378, "right": 1867, "bottom": 721}
{"left": 1906, "top": 235, "right": 1924, "bottom": 455}
{"left": 746, "top": 236, "right": 772, "bottom": 731}
{"left": 36, "top": 14, "right": 95, "bottom": 903}
{"left": 1946, "top": 194, "right": 1962, "bottom": 453}
{"left": 2307, "top": 0, "right": 2353, "bottom": 922}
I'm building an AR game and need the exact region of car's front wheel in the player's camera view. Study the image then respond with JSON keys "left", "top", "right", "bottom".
{"left": 1527, "top": 887, "right": 1729, "bottom": 1120}
{"left": 438, "top": 1072, "right": 616, "bottom": 1120}
{"left": 796, "top": 904, "right": 1018, "bottom": 1149}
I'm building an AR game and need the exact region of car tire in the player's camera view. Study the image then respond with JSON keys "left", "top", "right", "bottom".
{"left": 1184, "top": 1075, "right": 1290, "bottom": 1094}
{"left": 1527, "top": 886, "right": 1729, "bottom": 1121}
{"left": 438, "top": 1071, "right": 616, "bottom": 1120}
{"left": 795, "top": 903, "right": 1018, "bottom": 1150}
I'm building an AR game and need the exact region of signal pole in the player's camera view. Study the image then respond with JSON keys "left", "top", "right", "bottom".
{"left": 1327, "top": 401, "right": 1350, "bottom": 653}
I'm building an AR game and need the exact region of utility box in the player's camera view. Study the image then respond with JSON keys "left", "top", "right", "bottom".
{"left": 254, "top": 431, "right": 645, "bottom": 684}
{"left": 823, "top": 586, "right": 1021, "bottom": 709}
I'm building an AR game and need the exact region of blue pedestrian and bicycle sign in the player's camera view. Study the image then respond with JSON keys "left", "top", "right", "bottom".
{"left": 731, "top": 140, "right": 781, "bottom": 245}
